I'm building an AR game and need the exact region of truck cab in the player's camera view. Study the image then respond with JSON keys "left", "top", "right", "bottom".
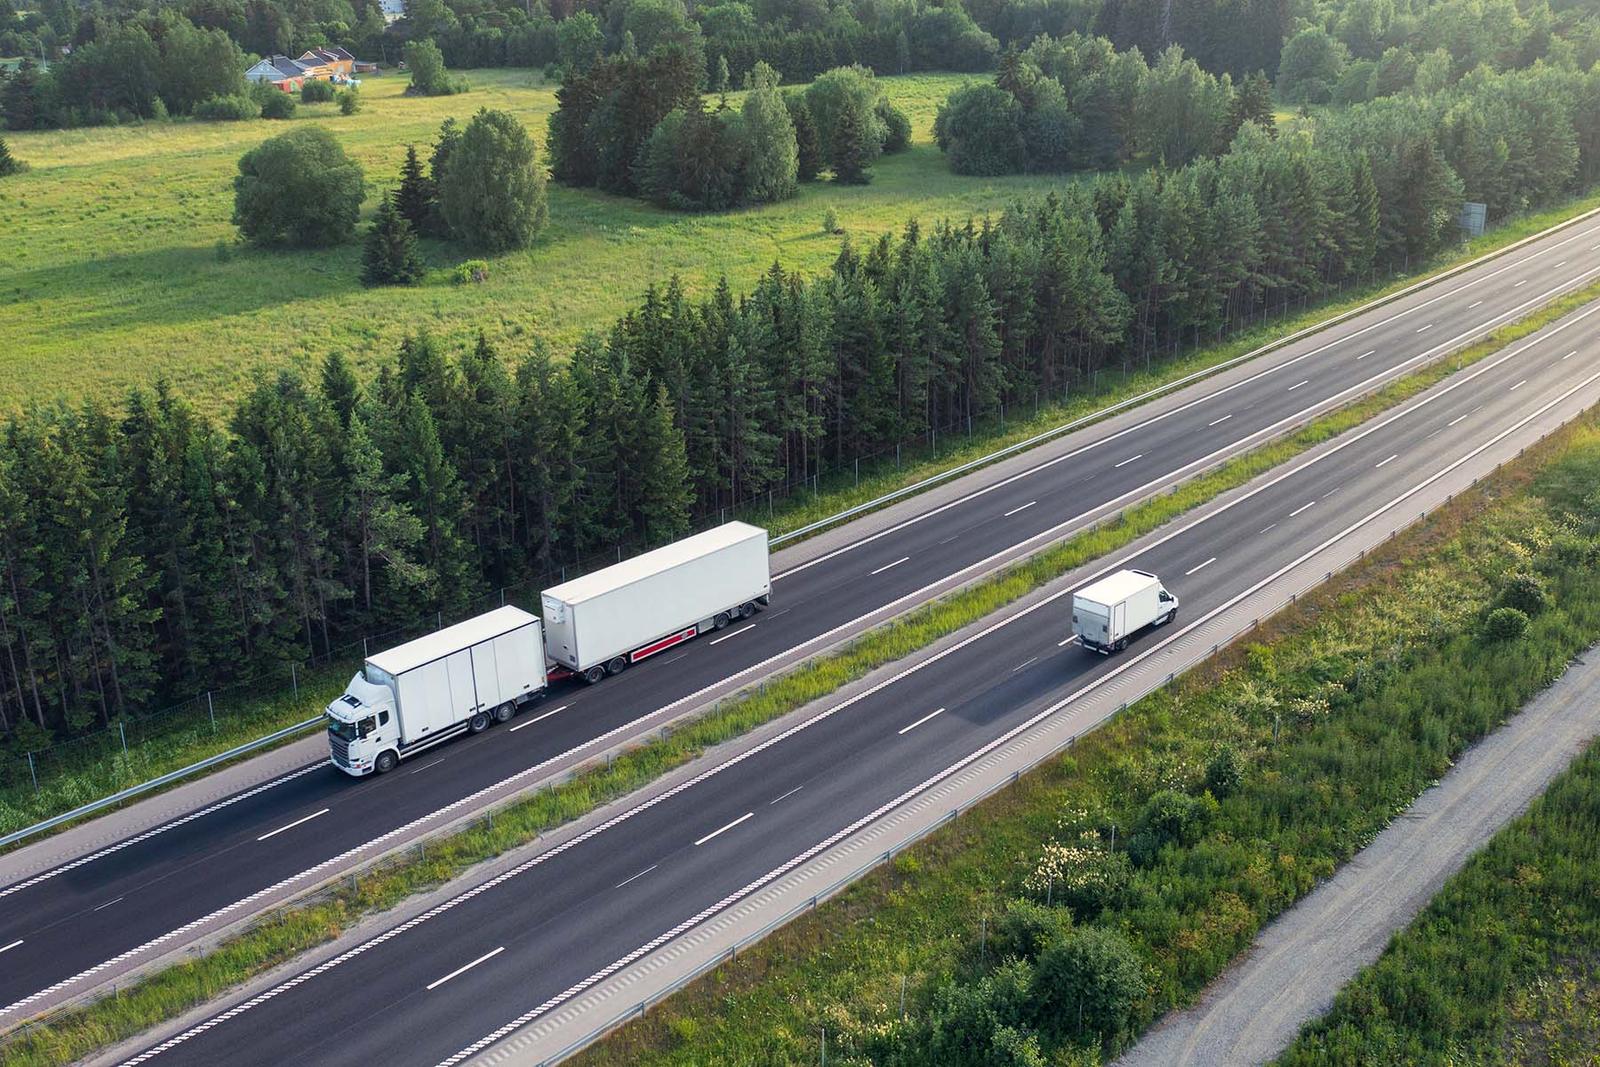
{"left": 325, "top": 671, "right": 398, "bottom": 776}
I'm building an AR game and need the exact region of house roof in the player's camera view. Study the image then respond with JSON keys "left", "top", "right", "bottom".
{"left": 271, "top": 55, "right": 313, "bottom": 77}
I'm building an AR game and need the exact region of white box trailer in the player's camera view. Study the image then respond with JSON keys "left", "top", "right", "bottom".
{"left": 325, "top": 606, "right": 547, "bottom": 776}
{"left": 541, "top": 521, "right": 771, "bottom": 683}
{"left": 1071, "top": 569, "right": 1178, "bottom": 654}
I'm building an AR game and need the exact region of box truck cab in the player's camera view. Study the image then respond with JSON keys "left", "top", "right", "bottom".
{"left": 1071, "top": 569, "right": 1178, "bottom": 654}
{"left": 326, "top": 606, "right": 547, "bottom": 776}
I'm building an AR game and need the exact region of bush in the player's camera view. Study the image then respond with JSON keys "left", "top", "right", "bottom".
{"left": 338, "top": 88, "right": 361, "bottom": 115}
{"left": 877, "top": 96, "right": 911, "bottom": 153}
{"left": 259, "top": 91, "right": 295, "bottom": 120}
{"left": 232, "top": 126, "right": 365, "bottom": 247}
{"left": 0, "top": 136, "right": 26, "bottom": 176}
{"left": 438, "top": 108, "right": 548, "bottom": 251}
{"left": 406, "top": 39, "right": 468, "bottom": 96}
{"left": 1204, "top": 743, "right": 1245, "bottom": 798}
{"left": 193, "top": 93, "right": 260, "bottom": 121}
{"left": 1027, "top": 927, "right": 1145, "bottom": 1049}
{"left": 1483, "top": 606, "right": 1530, "bottom": 641}
{"left": 823, "top": 205, "right": 840, "bottom": 234}
{"left": 451, "top": 259, "right": 489, "bottom": 284}
{"left": 301, "top": 79, "right": 335, "bottom": 104}
{"left": 1496, "top": 572, "right": 1548, "bottom": 616}
{"left": 989, "top": 899, "right": 1072, "bottom": 963}
{"left": 1128, "top": 788, "right": 1215, "bottom": 866}
{"left": 1022, "top": 835, "right": 1131, "bottom": 918}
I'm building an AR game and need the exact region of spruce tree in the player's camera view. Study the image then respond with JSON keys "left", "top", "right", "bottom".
{"left": 362, "top": 194, "right": 426, "bottom": 287}
{"left": 636, "top": 383, "right": 692, "bottom": 544}
{"left": 0, "top": 136, "right": 23, "bottom": 177}
{"left": 831, "top": 99, "right": 874, "bottom": 184}
{"left": 393, "top": 144, "right": 435, "bottom": 235}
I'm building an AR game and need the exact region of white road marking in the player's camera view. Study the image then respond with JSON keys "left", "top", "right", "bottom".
{"left": 409, "top": 759, "right": 445, "bottom": 774}
{"left": 1012, "top": 657, "right": 1037, "bottom": 673}
{"left": 1260, "top": 523, "right": 1277, "bottom": 534}
{"left": 1467, "top": 301, "right": 1483, "bottom": 309}
{"left": 510, "top": 704, "right": 567, "bottom": 732}
{"left": 938, "top": 535, "right": 959, "bottom": 545}
{"left": 898, "top": 708, "right": 946, "bottom": 735}
{"left": 1323, "top": 486, "right": 1340, "bottom": 498}
{"left": 1289, "top": 501, "right": 1316, "bottom": 517}
{"left": 869, "top": 556, "right": 910, "bottom": 576}
{"left": 1357, "top": 350, "right": 1375, "bottom": 360}
{"left": 694, "top": 812, "right": 754, "bottom": 847}
{"left": 1208, "top": 414, "right": 1233, "bottom": 427}
{"left": 93, "top": 897, "right": 124, "bottom": 912}
{"left": 1184, "top": 557, "right": 1217, "bottom": 576}
{"left": 426, "top": 947, "right": 505, "bottom": 991}
{"left": 1564, "top": 350, "right": 1576, "bottom": 360}
{"left": 1287, "top": 379, "right": 1309, "bottom": 391}
{"left": 256, "top": 808, "right": 330, "bottom": 842}
{"left": 1003, "top": 501, "right": 1037, "bottom": 517}
{"left": 1510, "top": 379, "right": 1527, "bottom": 391}
{"left": 769, "top": 786, "right": 804, "bottom": 805}
{"left": 1514, "top": 279, "right": 1528, "bottom": 287}
{"left": 614, "top": 865, "right": 657, "bottom": 890}
{"left": 1416, "top": 323, "right": 1434, "bottom": 333}
{"left": 1426, "top": 428, "right": 1443, "bottom": 439}
{"left": 0, "top": 941, "right": 21, "bottom": 954}
{"left": 1375, "top": 454, "right": 1399, "bottom": 468}
{"left": 1113, "top": 454, "right": 1143, "bottom": 468}
{"left": 1556, "top": 261, "right": 1568, "bottom": 268}
{"left": 709, "top": 625, "right": 755, "bottom": 646}
{"left": 1058, "top": 634, "right": 1081, "bottom": 647}
{"left": 1447, "top": 414, "right": 1469, "bottom": 427}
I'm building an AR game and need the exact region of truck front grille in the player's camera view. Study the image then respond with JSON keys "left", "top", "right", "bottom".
{"left": 328, "top": 733, "right": 350, "bottom": 766}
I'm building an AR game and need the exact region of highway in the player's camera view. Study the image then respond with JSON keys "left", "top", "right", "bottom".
{"left": 5, "top": 212, "right": 1600, "bottom": 1024}
{"left": 112, "top": 263, "right": 1600, "bottom": 1066}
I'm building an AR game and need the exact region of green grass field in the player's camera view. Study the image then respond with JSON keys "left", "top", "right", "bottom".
{"left": 0, "top": 69, "right": 1061, "bottom": 413}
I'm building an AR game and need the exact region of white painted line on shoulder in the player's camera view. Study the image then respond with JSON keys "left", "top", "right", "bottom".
{"left": 93, "top": 897, "right": 124, "bottom": 912}
{"left": 1208, "top": 414, "right": 1233, "bottom": 426}
{"left": 869, "top": 556, "right": 910, "bottom": 576}
{"left": 614, "top": 865, "right": 657, "bottom": 890}
{"left": 1510, "top": 379, "right": 1527, "bottom": 391}
{"left": 1447, "top": 413, "right": 1469, "bottom": 427}
{"left": 1013, "top": 657, "right": 1037, "bottom": 673}
{"left": 256, "top": 808, "right": 330, "bottom": 842}
{"left": 1467, "top": 301, "right": 1483, "bottom": 309}
{"left": 1004, "top": 501, "right": 1037, "bottom": 517}
{"left": 694, "top": 812, "right": 754, "bottom": 847}
{"left": 1357, "top": 350, "right": 1375, "bottom": 360}
{"left": 1376, "top": 454, "right": 1399, "bottom": 468}
{"left": 1058, "top": 634, "right": 1081, "bottom": 647}
{"left": 0, "top": 940, "right": 21, "bottom": 955}
{"left": 1416, "top": 323, "right": 1434, "bottom": 333}
{"left": 1113, "top": 454, "right": 1143, "bottom": 468}
{"left": 1288, "top": 380, "right": 1309, "bottom": 391}
{"left": 769, "top": 786, "right": 804, "bottom": 805}
{"left": 426, "top": 946, "right": 505, "bottom": 991}
{"left": 898, "top": 708, "right": 946, "bottom": 735}
{"left": 1289, "top": 501, "right": 1316, "bottom": 517}
{"left": 1185, "top": 557, "right": 1217, "bottom": 576}
{"left": 709, "top": 625, "right": 755, "bottom": 646}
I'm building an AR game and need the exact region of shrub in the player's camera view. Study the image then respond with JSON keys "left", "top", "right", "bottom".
{"left": 823, "top": 205, "right": 840, "bottom": 234}
{"left": 232, "top": 126, "right": 365, "bottom": 247}
{"left": 451, "top": 259, "right": 489, "bottom": 284}
{"left": 1022, "top": 834, "right": 1131, "bottom": 917}
{"left": 438, "top": 108, "right": 548, "bottom": 251}
{"left": 0, "top": 136, "right": 25, "bottom": 176}
{"left": 406, "top": 39, "right": 468, "bottom": 96}
{"left": 1496, "top": 572, "right": 1548, "bottom": 616}
{"left": 1204, "top": 743, "right": 1245, "bottom": 798}
{"left": 1128, "top": 788, "right": 1216, "bottom": 865}
{"left": 193, "top": 93, "right": 260, "bottom": 121}
{"left": 362, "top": 194, "right": 426, "bottom": 286}
{"left": 301, "top": 79, "right": 335, "bottom": 104}
{"left": 877, "top": 96, "right": 911, "bottom": 153}
{"left": 1027, "top": 927, "right": 1145, "bottom": 1049}
{"left": 989, "top": 899, "right": 1072, "bottom": 963}
{"left": 1483, "top": 606, "right": 1530, "bottom": 641}
{"left": 338, "top": 87, "right": 361, "bottom": 115}
{"left": 259, "top": 91, "right": 295, "bottom": 119}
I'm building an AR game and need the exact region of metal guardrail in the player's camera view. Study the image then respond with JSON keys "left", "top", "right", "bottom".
{"left": 0, "top": 717, "right": 324, "bottom": 851}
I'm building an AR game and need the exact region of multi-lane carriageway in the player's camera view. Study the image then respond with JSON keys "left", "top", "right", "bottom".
{"left": 4, "top": 211, "right": 1600, "bottom": 1033}
{"left": 116, "top": 243, "right": 1600, "bottom": 1066}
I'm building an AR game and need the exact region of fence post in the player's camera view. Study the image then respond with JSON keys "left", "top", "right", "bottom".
{"left": 118, "top": 721, "right": 128, "bottom": 759}
{"left": 207, "top": 691, "right": 216, "bottom": 732}
{"left": 27, "top": 751, "right": 37, "bottom": 792}
{"left": 290, "top": 662, "right": 299, "bottom": 700}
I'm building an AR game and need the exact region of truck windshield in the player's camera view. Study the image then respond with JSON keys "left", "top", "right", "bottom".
{"left": 327, "top": 716, "right": 374, "bottom": 741}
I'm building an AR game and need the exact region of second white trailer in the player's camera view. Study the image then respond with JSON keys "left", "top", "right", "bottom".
{"left": 541, "top": 521, "right": 771, "bottom": 683}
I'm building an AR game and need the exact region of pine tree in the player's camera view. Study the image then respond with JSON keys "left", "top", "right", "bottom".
{"left": 635, "top": 384, "right": 692, "bottom": 544}
{"left": 363, "top": 195, "right": 426, "bottom": 287}
{"left": 394, "top": 144, "right": 435, "bottom": 235}
{"left": 831, "top": 99, "right": 874, "bottom": 185}
{"left": 786, "top": 94, "right": 823, "bottom": 182}
{"left": 339, "top": 413, "right": 429, "bottom": 618}
{"left": 320, "top": 352, "right": 362, "bottom": 429}
{"left": 0, "top": 136, "right": 23, "bottom": 177}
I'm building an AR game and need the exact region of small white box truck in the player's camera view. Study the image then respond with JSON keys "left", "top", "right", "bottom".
{"left": 1071, "top": 569, "right": 1178, "bottom": 654}
{"left": 541, "top": 521, "right": 771, "bottom": 684}
{"left": 326, "top": 606, "right": 547, "bottom": 776}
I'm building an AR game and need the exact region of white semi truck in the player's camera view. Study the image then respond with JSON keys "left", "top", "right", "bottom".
{"left": 1071, "top": 569, "right": 1178, "bottom": 654}
{"left": 542, "top": 521, "right": 771, "bottom": 684}
{"left": 326, "top": 606, "right": 548, "bottom": 776}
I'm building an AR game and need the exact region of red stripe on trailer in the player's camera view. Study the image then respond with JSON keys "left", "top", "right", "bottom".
{"left": 630, "top": 627, "right": 697, "bottom": 663}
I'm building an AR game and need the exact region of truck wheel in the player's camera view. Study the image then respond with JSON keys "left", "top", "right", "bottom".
{"left": 494, "top": 701, "right": 515, "bottom": 723}
{"left": 583, "top": 665, "right": 606, "bottom": 685}
{"left": 713, "top": 611, "right": 731, "bottom": 630}
{"left": 1114, "top": 637, "right": 1127, "bottom": 652}
{"left": 468, "top": 711, "right": 490, "bottom": 734}
{"left": 607, "top": 656, "right": 628, "bottom": 676}
{"left": 374, "top": 750, "right": 399, "bottom": 774}
{"left": 1164, "top": 609, "right": 1177, "bottom": 626}
{"left": 739, "top": 601, "right": 756, "bottom": 619}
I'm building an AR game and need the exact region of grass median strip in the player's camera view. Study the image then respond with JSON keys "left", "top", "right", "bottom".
{"left": 5, "top": 279, "right": 1599, "bottom": 1066}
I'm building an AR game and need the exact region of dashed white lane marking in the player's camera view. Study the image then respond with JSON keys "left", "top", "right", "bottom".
{"left": 897, "top": 708, "right": 947, "bottom": 736}
{"left": 1375, "top": 454, "right": 1399, "bottom": 468}
{"left": 256, "top": 809, "right": 330, "bottom": 843}
{"left": 1468, "top": 301, "right": 1483, "bottom": 309}
{"left": 1208, "top": 414, "right": 1233, "bottom": 426}
{"left": 613, "top": 865, "right": 657, "bottom": 890}
{"left": 1556, "top": 261, "right": 1568, "bottom": 268}
{"left": 92, "top": 897, "right": 124, "bottom": 912}
{"left": 511, "top": 705, "right": 567, "bottom": 732}
{"left": 1185, "top": 557, "right": 1217, "bottom": 576}
{"left": 1260, "top": 523, "right": 1277, "bottom": 534}
{"left": 769, "top": 786, "right": 804, "bottom": 805}
{"left": 426, "top": 947, "right": 504, "bottom": 992}
{"left": 1510, "top": 379, "right": 1528, "bottom": 391}
{"left": 1012, "top": 657, "right": 1037, "bottom": 673}
{"left": 1289, "top": 501, "right": 1316, "bottom": 517}
{"left": 1113, "top": 454, "right": 1143, "bottom": 468}
{"left": 1514, "top": 279, "right": 1528, "bottom": 287}
{"left": 694, "top": 813, "right": 754, "bottom": 847}
{"left": 1447, "top": 414, "right": 1469, "bottom": 427}
{"left": 1357, "top": 350, "right": 1375, "bottom": 360}
{"left": 1003, "top": 501, "right": 1037, "bottom": 518}
{"left": 1564, "top": 350, "right": 1577, "bottom": 361}
{"left": 1288, "top": 380, "right": 1309, "bottom": 391}
{"left": 1416, "top": 323, "right": 1434, "bottom": 333}
{"left": 869, "top": 557, "right": 910, "bottom": 576}
{"left": 709, "top": 625, "right": 755, "bottom": 646}
{"left": 0, "top": 941, "right": 21, "bottom": 954}
{"left": 1058, "top": 634, "right": 1081, "bottom": 648}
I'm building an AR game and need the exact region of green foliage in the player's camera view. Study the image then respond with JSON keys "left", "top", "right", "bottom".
{"left": 784, "top": 91, "right": 823, "bottom": 181}
{"left": 192, "top": 93, "right": 260, "bottom": 121}
{"left": 1278, "top": 27, "right": 1348, "bottom": 103}
{"left": 1496, "top": 572, "right": 1548, "bottom": 616}
{"left": 257, "top": 90, "right": 295, "bottom": 120}
{"left": 1483, "top": 605, "right": 1530, "bottom": 641}
{"left": 393, "top": 144, "right": 435, "bottom": 236}
{"left": 0, "top": 135, "right": 26, "bottom": 177}
{"left": 934, "top": 82, "right": 1025, "bottom": 176}
{"left": 805, "top": 65, "right": 887, "bottom": 180}
{"left": 740, "top": 62, "right": 799, "bottom": 203}
{"left": 438, "top": 108, "right": 548, "bottom": 251}
{"left": 1204, "top": 743, "right": 1245, "bottom": 798}
{"left": 451, "top": 259, "right": 489, "bottom": 284}
{"left": 1128, "top": 788, "right": 1217, "bottom": 866}
{"left": 339, "top": 88, "right": 361, "bottom": 115}
{"left": 1027, "top": 927, "right": 1145, "bottom": 1049}
{"left": 405, "top": 39, "right": 468, "bottom": 97}
{"left": 989, "top": 899, "right": 1073, "bottom": 963}
{"left": 362, "top": 195, "right": 426, "bottom": 287}
{"left": 232, "top": 126, "right": 365, "bottom": 247}
{"left": 301, "top": 79, "right": 336, "bottom": 104}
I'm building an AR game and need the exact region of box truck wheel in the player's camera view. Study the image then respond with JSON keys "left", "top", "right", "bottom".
{"left": 713, "top": 611, "right": 731, "bottom": 630}
{"left": 607, "top": 656, "right": 629, "bottom": 676}
{"left": 583, "top": 665, "right": 607, "bottom": 685}
{"left": 739, "top": 601, "right": 756, "bottom": 619}
{"left": 493, "top": 701, "right": 515, "bottom": 723}
{"left": 374, "top": 750, "right": 399, "bottom": 774}
{"left": 468, "top": 710, "right": 491, "bottom": 734}
{"left": 1163, "top": 609, "right": 1177, "bottom": 626}
{"left": 1114, "top": 637, "right": 1128, "bottom": 652}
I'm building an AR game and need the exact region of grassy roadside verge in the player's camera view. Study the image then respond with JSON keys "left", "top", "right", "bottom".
{"left": 566, "top": 392, "right": 1600, "bottom": 1064}
{"left": 5, "top": 192, "right": 1597, "bottom": 849}
{"left": 1276, "top": 737, "right": 1600, "bottom": 1066}
{"left": 3, "top": 276, "right": 1598, "bottom": 1066}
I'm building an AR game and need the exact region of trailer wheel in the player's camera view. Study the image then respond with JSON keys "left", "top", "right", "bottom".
{"left": 738, "top": 601, "right": 756, "bottom": 619}
{"left": 468, "top": 711, "right": 491, "bottom": 734}
{"left": 493, "top": 701, "right": 515, "bottom": 723}
{"left": 583, "top": 665, "right": 606, "bottom": 685}
{"left": 713, "top": 611, "right": 731, "bottom": 630}
{"left": 374, "top": 750, "right": 399, "bottom": 774}
{"left": 607, "top": 656, "right": 629, "bottom": 676}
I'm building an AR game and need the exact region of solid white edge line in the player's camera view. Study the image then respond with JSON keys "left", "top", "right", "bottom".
{"left": 1003, "top": 501, "right": 1037, "bottom": 517}
{"left": 898, "top": 708, "right": 947, "bottom": 735}
{"left": 256, "top": 808, "right": 331, "bottom": 843}
{"left": 1184, "top": 557, "right": 1217, "bottom": 576}
{"left": 1376, "top": 454, "right": 1400, "bottom": 468}
{"left": 709, "top": 625, "right": 755, "bottom": 646}
{"left": 694, "top": 812, "right": 754, "bottom": 847}
{"left": 614, "top": 865, "right": 657, "bottom": 890}
{"left": 869, "top": 557, "right": 910, "bottom": 576}
{"left": 426, "top": 946, "right": 505, "bottom": 992}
